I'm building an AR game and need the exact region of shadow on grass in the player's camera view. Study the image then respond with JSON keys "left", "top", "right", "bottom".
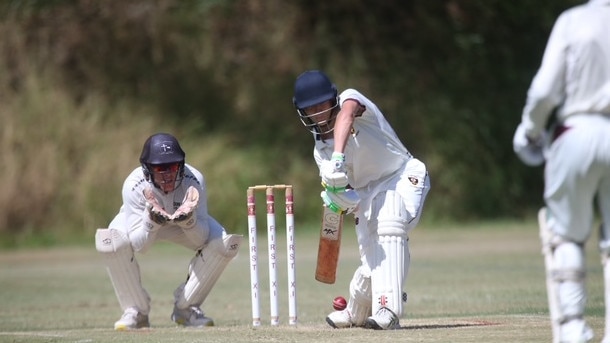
{"left": 401, "top": 320, "right": 499, "bottom": 330}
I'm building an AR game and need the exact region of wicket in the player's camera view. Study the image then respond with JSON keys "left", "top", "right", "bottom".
{"left": 247, "top": 185, "right": 297, "bottom": 326}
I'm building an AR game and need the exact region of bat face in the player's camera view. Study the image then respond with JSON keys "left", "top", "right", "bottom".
{"left": 322, "top": 210, "right": 342, "bottom": 240}
{"left": 315, "top": 206, "right": 344, "bottom": 284}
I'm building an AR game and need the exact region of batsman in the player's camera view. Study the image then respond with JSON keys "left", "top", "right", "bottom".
{"left": 292, "top": 70, "right": 430, "bottom": 329}
{"left": 95, "top": 133, "right": 242, "bottom": 330}
{"left": 513, "top": 1, "right": 610, "bottom": 341}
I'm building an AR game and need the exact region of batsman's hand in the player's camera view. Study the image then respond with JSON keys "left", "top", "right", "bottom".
{"left": 321, "top": 189, "right": 360, "bottom": 214}
{"left": 172, "top": 186, "right": 199, "bottom": 229}
{"left": 513, "top": 123, "right": 545, "bottom": 167}
{"left": 143, "top": 187, "right": 171, "bottom": 229}
{"left": 321, "top": 152, "right": 348, "bottom": 193}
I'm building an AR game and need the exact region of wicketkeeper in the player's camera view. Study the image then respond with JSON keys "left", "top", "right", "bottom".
{"left": 95, "top": 133, "right": 242, "bottom": 330}
{"left": 513, "top": 1, "right": 610, "bottom": 342}
{"left": 292, "top": 70, "right": 430, "bottom": 329}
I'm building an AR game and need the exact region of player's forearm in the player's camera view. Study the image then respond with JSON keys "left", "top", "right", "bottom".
{"left": 332, "top": 109, "right": 354, "bottom": 153}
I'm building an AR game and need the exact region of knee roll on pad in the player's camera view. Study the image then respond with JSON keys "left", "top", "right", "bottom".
{"left": 553, "top": 242, "right": 586, "bottom": 283}
{"left": 95, "top": 228, "right": 151, "bottom": 314}
{"left": 95, "top": 227, "right": 130, "bottom": 254}
{"left": 175, "top": 234, "right": 243, "bottom": 309}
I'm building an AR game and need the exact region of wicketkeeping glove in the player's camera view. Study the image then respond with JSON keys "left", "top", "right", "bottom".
{"left": 321, "top": 189, "right": 360, "bottom": 214}
{"left": 171, "top": 186, "right": 199, "bottom": 229}
{"left": 321, "top": 152, "right": 348, "bottom": 193}
{"left": 142, "top": 186, "right": 171, "bottom": 231}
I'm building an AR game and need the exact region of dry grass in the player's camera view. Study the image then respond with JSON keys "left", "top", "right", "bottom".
{"left": 0, "top": 55, "right": 320, "bottom": 247}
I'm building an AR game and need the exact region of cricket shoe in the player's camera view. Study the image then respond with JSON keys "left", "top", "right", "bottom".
{"left": 326, "top": 309, "right": 360, "bottom": 328}
{"left": 114, "top": 307, "right": 150, "bottom": 330}
{"left": 560, "top": 320, "right": 594, "bottom": 343}
{"left": 171, "top": 306, "right": 214, "bottom": 327}
{"left": 364, "top": 307, "right": 400, "bottom": 330}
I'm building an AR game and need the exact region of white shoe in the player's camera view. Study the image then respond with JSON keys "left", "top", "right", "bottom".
{"left": 171, "top": 306, "right": 214, "bottom": 327}
{"left": 364, "top": 307, "right": 400, "bottom": 330}
{"left": 114, "top": 307, "right": 150, "bottom": 330}
{"left": 559, "top": 320, "right": 594, "bottom": 343}
{"left": 326, "top": 309, "right": 357, "bottom": 328}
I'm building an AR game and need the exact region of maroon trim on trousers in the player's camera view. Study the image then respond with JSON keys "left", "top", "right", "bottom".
{"left": 553, "top": 125, "right": 571, "bottom": 142}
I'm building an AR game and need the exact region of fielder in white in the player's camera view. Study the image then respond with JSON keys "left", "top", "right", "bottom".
{"left": 513, "top": 1, "right": 610, "bottom": 342}
{"left": 95, "top": 133, "right": 242, "bottom": 330}
{"left": 292, "top": 70, "right": 430, "bottom": 330}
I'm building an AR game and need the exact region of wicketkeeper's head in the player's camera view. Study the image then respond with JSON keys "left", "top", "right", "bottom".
{"left": 140, "top": 133, "right": 186, "bottom": 193}
{"left": 293, "top": 70, "right": 339, "bottom": 136}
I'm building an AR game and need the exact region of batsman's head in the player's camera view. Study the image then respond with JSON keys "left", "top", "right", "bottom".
{"left": 293, "top": 70, "right": 339, "bottom": 136}
{"left": 140, "top": 133, "right": 186, "bottom": 193}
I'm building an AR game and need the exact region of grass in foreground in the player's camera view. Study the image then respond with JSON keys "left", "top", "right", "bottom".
{"left": 0, "top": 221, "right": 605, "bottom": 343}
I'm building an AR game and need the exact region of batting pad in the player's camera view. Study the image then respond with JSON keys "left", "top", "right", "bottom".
{"left": 371, "top": 233, "right": 408, "bottom": 317}
{"left": 347, "top": 266, "right": 372, "bottom": 325}
{"left": 370, "top": 191, "right": 410, "bottom": 317}
{"left": 95, "top": 228, "right": 151, "bottom": 314}
{"left": 539, "top": 208, "right": 587, "bottom": 342}
{"left": 175, "top": 234, "right": 243, "bottom": 309}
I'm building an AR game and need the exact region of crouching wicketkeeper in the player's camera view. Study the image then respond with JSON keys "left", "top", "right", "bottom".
{"left": 95, "top": 132, "right": 242, "bottom": 330}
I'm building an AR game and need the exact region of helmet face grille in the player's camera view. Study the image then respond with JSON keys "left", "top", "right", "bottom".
{"left": 293, "top": 70, "right": 337, "bottom": 110}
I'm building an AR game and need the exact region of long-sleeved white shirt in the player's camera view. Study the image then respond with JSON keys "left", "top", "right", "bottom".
{"left": 521, "top": 0, "right": 610, "bottom": 138}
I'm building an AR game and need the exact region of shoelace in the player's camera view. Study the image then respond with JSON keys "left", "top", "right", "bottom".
{"left": 121, "top": 309, "right": 139, "bottom": 319}
{"left": 190, "top": 307, "right": 204, "bottom": 319}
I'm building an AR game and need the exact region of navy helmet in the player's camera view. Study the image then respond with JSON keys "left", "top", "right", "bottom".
{"left": 140, "top": 133, "right": 185, "bottom": 190}
{"left": 293, "top": 70, "right": 339, "bottom": 135}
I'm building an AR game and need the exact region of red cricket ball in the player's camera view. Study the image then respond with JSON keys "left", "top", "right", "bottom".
{"left": 333, "top": 296, "right": 347, "bottom": 311}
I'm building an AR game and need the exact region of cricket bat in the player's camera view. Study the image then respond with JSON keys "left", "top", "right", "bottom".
{"left": 315, "top": 206, "right": 344, "bottom": 284}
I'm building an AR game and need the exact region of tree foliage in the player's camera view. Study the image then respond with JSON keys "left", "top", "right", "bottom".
{"left": 0, "top": 0, "right": 586, "bottom": 242}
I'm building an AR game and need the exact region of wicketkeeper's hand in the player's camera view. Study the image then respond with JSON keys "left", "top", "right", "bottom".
{"left": 142, "top": 187, "right": 171, "bottom": 231}
{"left": 321, "top": 152, "right": 348, "bottom": 193}
{"left": 171, "top": 186, "right": 199, "bottom": 229}
{"left": 321, "top": 189, "right": 360, "bottom": 214}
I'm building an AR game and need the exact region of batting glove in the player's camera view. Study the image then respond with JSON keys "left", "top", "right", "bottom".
{"left": 321, "top": 152, "right": 348, "bottom": 193}
{"left": 321, "top": 189, "right": 360, "bottom": 214}
{"left": 172, "top": 186, "right": 199, "bottom": 229}
{"left": 513, "top": 123, "right": 545, "bottom": 167}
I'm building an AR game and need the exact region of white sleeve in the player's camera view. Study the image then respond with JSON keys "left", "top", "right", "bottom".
{"left": 120, "top": 169, "right": 160, "bottom": 253}
{"left": 521, "top": 12, "right": 568, "bottom": 138}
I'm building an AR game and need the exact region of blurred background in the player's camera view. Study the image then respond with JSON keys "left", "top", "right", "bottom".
{"left": 0, "top": 0, "right": 580, "bottom": 248}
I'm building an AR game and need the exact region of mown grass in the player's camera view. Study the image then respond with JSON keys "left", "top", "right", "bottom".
{"left": 0, "top": 221, "right": 606, "bottom": 342}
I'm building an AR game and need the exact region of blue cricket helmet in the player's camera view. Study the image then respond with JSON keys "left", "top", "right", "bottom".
{"left": 292, "top": 70, "right": 337, "bottom": 109}
{"left": 139, "top": 133, "right": 186, "bottom": 190}
{"left": 140, "top": 133, "right": 185, "bottom": 165}
{"left": 292, "top": 70, "right": 339, "bottom": 136}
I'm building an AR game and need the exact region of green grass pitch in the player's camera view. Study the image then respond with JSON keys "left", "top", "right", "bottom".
{"left": 0, "top": 221, "right": 605, "bottom": 342}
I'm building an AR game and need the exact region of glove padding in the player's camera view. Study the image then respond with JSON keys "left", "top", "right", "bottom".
{"left": 321, "top": 189, "right": 360, "bottom": 214}
{"left": 321, "top": 152, "right": 348, "bottom": 192}
{"left": 143, "top": 187, "right": 171, "bottom": 229}
{"left": 513, "top": 123, "right": 545, "bottom": 167}
{"left": 171, "top": 186, "right": 199, "bottom": 229}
